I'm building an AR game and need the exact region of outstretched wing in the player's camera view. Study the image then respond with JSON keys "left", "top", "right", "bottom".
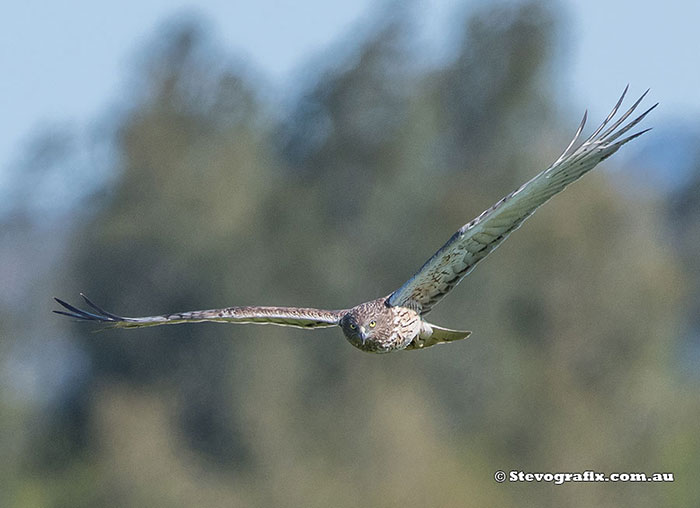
{"left": 388, "top": 87, "right": 656, "bottom": 314}
{"left": 54, "top": 294, "right": 345, "bottom": 329}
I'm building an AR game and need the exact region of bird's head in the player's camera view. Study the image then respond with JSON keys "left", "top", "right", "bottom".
{"left": 340, "top": 313, "right": 378, "bottom": 345}
{"left": 339, "top": 298, "right": 394, "bottom": 352}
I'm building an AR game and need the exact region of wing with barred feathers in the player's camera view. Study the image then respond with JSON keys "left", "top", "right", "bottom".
{"left": 388, "top": 87, "right": 656, "bottom": 315}
{"left": 54, "top": 294, "right": 346, "bottom": 330}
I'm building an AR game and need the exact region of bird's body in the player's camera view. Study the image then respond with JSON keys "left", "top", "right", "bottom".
{"left": 340, "top": 298, "right": 417, "bottom": 353}
{"left": 55, "top": 88, "right": 656, "bottom": 354}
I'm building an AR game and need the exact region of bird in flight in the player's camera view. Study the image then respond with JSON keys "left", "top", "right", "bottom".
{"left": 55, "top": 88, "right": 655, "bottom": 353}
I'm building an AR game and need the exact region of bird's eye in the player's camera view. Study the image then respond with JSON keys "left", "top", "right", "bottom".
{"left": 369, "top": 320, "right": 376, "bottom": 328}
{"left": 349, "top": 323, "right": 356, "bottom": 330}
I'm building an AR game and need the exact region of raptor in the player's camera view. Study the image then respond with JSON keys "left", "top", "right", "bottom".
{"left": 55, "top": 88, "right": 655, "bottom": 353}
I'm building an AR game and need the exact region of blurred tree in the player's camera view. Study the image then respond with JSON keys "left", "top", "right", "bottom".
{"left": 669, "top": 153, "right": 700, "bottom": 339}
{"left": 53, "top": 19, "right": 277, "bottom": 469}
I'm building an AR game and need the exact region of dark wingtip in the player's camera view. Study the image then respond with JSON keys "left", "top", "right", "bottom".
{"left": 53, "top": 309, "right": 93, "bottom": 321}
{"left": 79, "top": 293, "right": 124, "bottom": 320}
{"left": 53, "top": 295, "right": 120, "bottom": 323}
{"left": 622, "top": 126, "right": 653, "bottom": 143}
{"left": 53, "top": 309, "right": 82, "bottom": 319}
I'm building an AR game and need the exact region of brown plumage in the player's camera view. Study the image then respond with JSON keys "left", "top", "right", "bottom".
{"left": 54, "top": 89, "right": 655, "bottom": 353}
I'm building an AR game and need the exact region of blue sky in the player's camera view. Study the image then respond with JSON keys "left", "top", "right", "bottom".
{"left": 2, "top": 0, "right": 699, "bottom": 177}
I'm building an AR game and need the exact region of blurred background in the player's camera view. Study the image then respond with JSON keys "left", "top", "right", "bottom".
{"left": 2, "top": 0, "right": 699, "bottom": 506}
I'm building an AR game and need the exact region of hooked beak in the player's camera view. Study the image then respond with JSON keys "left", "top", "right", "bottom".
{"left": 359, "top": 326, "right": 368, "bottom": 344}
